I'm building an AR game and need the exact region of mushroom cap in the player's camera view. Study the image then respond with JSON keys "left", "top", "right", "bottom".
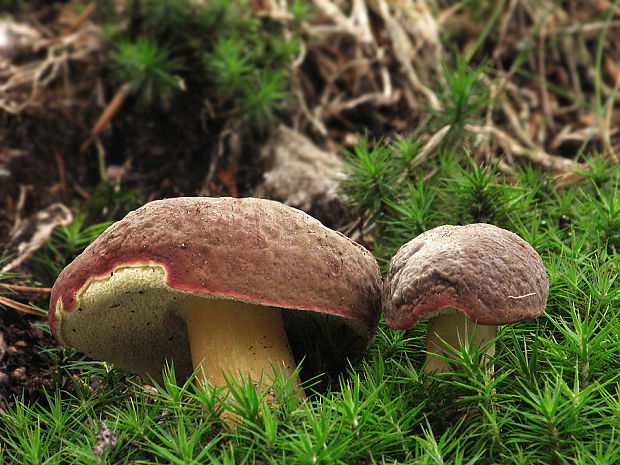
{"left": 49, "top": 197, "right": 382, "bottom": 379}
{"left": 383, "top": 223, "right": 549, "bottom": 330}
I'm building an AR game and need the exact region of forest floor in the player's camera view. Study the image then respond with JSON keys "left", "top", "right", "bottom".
{"left": 1, "top": 0, "right": 619, "bottom": 418}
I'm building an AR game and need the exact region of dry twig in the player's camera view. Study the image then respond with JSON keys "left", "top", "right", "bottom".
{"left": 0, "top": 296, "right": 46, "bottom": 317}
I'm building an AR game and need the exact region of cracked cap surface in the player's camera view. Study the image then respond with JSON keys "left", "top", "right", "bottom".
{"left": 49, "top": 197, "right": 382, "bottom": 379}
{"left": 383, "top": 223, "right": 549, "bottom": 330}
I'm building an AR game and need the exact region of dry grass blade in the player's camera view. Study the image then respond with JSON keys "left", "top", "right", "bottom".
{"left": 0, "top": 295, "right": 46, "bottom": 317}
{"left": 465, "top": 124, "right": 577, "bottom": 171}
{"left": 1, "top": 203, "right": 73, "bottom": 274}
{"left": 0, "top": 24, "right": 103, "bottom": 114}
{"left": 0, "top": 284, "right": 52, "bottom": 294}
{"left": 62, "top": 2, "right": 98, "bottom": 35}
{"left": 373, "top": 0, "right": 440, "bottom": 110}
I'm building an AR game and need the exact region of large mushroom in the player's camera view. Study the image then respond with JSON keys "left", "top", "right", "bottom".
{"left": 49, "top": 197, "right": 381, "bottom": 393}
{"left": 383, "top": 223, "right": 548, "bottom": 373}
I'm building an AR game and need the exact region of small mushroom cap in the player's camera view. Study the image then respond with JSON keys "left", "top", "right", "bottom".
{"left": 49, "top": 197, "right": 381, "bottom": 379}
{"left": 383, "top": 223, "right": 549, "bottom": 330}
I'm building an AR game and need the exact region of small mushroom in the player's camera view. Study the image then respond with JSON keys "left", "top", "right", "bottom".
{"left": 49, "top": 197, "right": 381, "bottom": 394}
{"left": 383, "top": 223, "right": 548, "bottom": 373}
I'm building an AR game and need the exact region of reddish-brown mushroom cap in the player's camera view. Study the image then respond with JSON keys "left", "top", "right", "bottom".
{"left": 49, "top": 197, "right": 382, "bottom": 381}
{"left": 383, "top": 223, "right": 549, "bottom": 330}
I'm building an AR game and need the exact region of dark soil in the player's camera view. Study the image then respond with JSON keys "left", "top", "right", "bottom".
{"left": 0, "top": 311, "right": 54, "bottom": 411}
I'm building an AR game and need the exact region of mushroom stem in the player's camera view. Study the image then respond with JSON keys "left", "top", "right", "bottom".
{"left": 425, "top": 311, "right": 496, "bottom": 374}
{"left": 181, "top": 297, "right": 303, "bottom": 396}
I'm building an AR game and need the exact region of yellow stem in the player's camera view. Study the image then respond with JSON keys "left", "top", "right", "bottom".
{"left": 425, "top": 311, "right": 497, "bottom": 374}
{"left": 181, "top": 297, "right": 303, "bottom": 395}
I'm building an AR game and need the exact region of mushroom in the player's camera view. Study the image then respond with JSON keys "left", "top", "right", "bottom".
{"left": 49, "top": 197, "right": 381, "bottom": 394}
{"left": 383, "top": 223, "right": 548, "bottom": 373}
